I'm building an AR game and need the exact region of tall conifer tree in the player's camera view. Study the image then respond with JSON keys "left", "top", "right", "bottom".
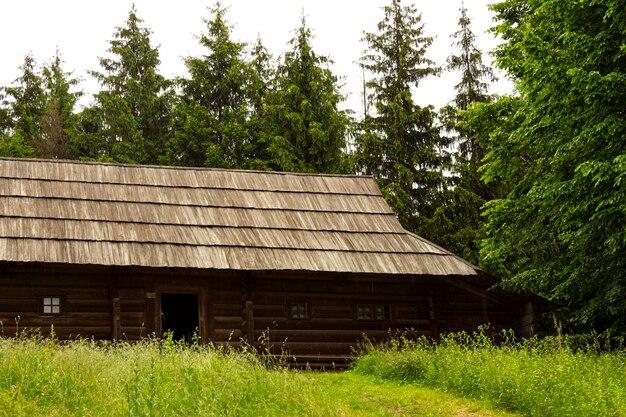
{"left": 245, "top": 36, "right": 274, "bottom": 170}
{"left": 169, "top": 2, "right": 251, "bottom": 168}
{"left": 89, "top": 5, "right": 172, "bottom": 164}
{"left": 40, "top": 51, "right": 82, "bottom": 159}
{"left": 354, "top": 0, "right": 448, "bottom": 233}
{"left": 425, "top": 6, "right": 498, "bottom": 263}
{"left": 263, "top": 16, "right": 349, "bottom": 173}
{"left": 3, "top": 54, "right": 45, "bottom": 157}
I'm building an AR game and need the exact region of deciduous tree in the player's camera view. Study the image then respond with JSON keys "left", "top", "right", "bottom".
{"left": 481, "top": 0, "right": 626, "bottom": 333}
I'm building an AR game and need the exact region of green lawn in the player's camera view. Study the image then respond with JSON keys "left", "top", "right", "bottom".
{"left": 310, "top": 372, "right": 518, "bottom": 417}
{"left": 0, "top": 336, "right": 515, "bottom": 417}
{"left": 352, "top": 330, "right": 626, "bottom": 417}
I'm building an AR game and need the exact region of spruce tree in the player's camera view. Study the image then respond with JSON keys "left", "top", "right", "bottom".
{"left": 3, "top": 54, "right": 45, "bottom": 157}
{"left": 425, "top": 6, "right": 498, "bottom": 264}
{"left": 169, "top": 2, "right": 251, "bottom": 168}
{"left": 89, "top": 5, "right": 172, "bottom": 164}
{"left": 444, "top": 5, "right": 496, "bottom": 185}
{"left": 263, "top": 16, "right": 349, "bottom": 173}
{"left": 354, "top": 0, "right": 448, "bottom": 233}
{"left": 40, "top": 51, "right": 82, "bottom": 159}
{"left": 246, "top": 36, "right": 274, "bottom": 170}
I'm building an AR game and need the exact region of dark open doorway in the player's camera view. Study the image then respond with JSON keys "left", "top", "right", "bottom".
{"left": 160, "top": 293, "right": 199, "bottom": 342}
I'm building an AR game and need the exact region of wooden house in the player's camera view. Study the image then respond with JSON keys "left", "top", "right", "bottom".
{"left": 0, "top": 158, "right": 541, "bottom": 361}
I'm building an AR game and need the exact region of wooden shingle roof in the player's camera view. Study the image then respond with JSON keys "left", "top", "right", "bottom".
{"left": 0, "top": 158, "right": 478, "bottom": 275}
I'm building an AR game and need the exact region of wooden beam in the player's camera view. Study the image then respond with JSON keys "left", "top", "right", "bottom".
{"left": 112, "top": 297, "right": 121, "bottom": 341}
{"left": 442, "top": 276, "right": 515, "bottom": 308}
{"left": 244, "top": 300, "right": 255, "bottom": 345}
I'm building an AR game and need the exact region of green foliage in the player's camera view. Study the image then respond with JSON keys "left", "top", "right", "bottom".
{"left": 39, "top": 51, "right": 82, "bottom": 159}
{"left": 354, "top": 329, "right": 626, "bottom": 417}
{"left": 479, "top": 0, "right": 626, "bottom": 333}
{"left": 244, "top": 36, "right": 275, "bottom": 170}
{"left": 2, "top": 54, "right": 44, "bottom": 157}
{"left": 87, "top": 5, "right": 172, "bottom": 164}
{"left": 262, "top": 16, "right": 350, "bottom": 173}
{"left": 169, "top": 2, "right": 253, "bottom": 169}
{"left": 354, "top": 0, "right": 449, "bottom": 233}
{"left": 1, "top": 52, "right": 82, "bottom": 159}
{"left": 0, "top": 132, "right": 33, "bottom": 158}
{"left": 426, "top": 6, "right": 499, "bottom": 265}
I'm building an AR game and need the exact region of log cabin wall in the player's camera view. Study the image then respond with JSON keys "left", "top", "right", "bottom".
{"left": 247, "top": 272, "right": 522, "bottom": 357}
{"left": 0, "top": 262, "right": 530, "bottom": 357}
{"left": 0, "top": 263, "right": 245, "bottom": 344}
{"left": 248, "top": 273, "right": 432, "bottom": 357}
{"left": 0, "top": 263, "right": 114, "bottom": 339}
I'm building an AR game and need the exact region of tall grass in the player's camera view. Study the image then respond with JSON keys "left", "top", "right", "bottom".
{"left": 352, "top": 328, "right": 626, "bottom": 417}
{"left": 0, "top": 333, "right": 343, "bottom": 417}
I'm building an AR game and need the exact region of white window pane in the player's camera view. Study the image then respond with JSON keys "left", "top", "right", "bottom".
{"left": 51, "top": 306, "right": 60, "bottom": 314}
{"left": 43, "top": 297, "right": 51, "bottom": 306}
{"left": 52, "top": 297, "right": 60, "bottom": 307}
{"left": 43, "top": 305, "right": 51, "bottom": 314}
{"left": 357, "top": 304, "right": 372, "bottom": 320}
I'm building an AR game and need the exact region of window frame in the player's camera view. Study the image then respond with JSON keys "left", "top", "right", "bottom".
{"left": 356, "top": 303, "right": 373, "bottom": 320}
{"left": 41, "top": 296, "right": 63, "bottom": 316}
{"left": 287, "top": 300, "right": 310, "bottom": 320}
{"left": 355, "top": 303, "right": 392, "bottom": 321}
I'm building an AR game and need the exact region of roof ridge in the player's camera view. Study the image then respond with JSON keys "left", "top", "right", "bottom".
{"left": 0, "top": 174, "right": 383, "bottom": 196}
{"left": 0, "top": 157, "right": 374, "bottom": 180}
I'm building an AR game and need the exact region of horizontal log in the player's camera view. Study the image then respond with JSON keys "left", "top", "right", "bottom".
{"left": 0, "top": 274, "right": 109, "bottom": 287}
{"left": 254, "top": 328, "right": 390, "bottom": 343}
{"left": 119, "top": 311, "right": 146, "bottom": 324}
{"left": 254, "top": 318, "right": 408, "bottom": 331}
{"left": 1, "top": 325, "right": 112, "bottom": 339}
{"left": 272, "top": 341, "right": 355, "bottom": 355}
{"left": 0, "top": 286, "right": 109, "bottom": 298}
{"left": 118, "top": 300, "right": 146, "bottom": 312}
{"left": 120, "top": 326, "right": 148, "bottom": 340}
{"left": 252, "top": 292, "right": 426, "bottom": 306}
{"left": 213, "top": 316, "right": 242, "bottom": 329}
{"left": 213, "top": 329, "right": 243, "bottom": 341}
{"left": 66, "top": 299, "right": 111, "bottom": 312}
{"left": 212, "top": 304, "right": 243, "bottom": 316}
{"left": 249, "top": 277, "right": 427, "bottom": 295}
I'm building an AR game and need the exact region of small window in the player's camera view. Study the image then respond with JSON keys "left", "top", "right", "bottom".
{"left": 43, "top": 297, "right": 61, "bottom": 315}
{"left": 375, "top": 304, "right": 391, "bottom": 321}
{"left": 356, "top": 304, "right": 372, "bottom": 320}
{"left": 356, "top": 304, "right": 391, "bottom": 321}
{"left": 288, "top": 301, "right": 308, "bottom": 319}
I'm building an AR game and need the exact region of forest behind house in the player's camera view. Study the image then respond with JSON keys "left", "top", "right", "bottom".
{"left": 1, "top": 0, "right": 624, "bottom": 337}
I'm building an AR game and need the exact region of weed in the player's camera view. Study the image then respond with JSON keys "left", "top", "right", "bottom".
{"left": 352, "top": 327, "right": 626, "bottom": 417}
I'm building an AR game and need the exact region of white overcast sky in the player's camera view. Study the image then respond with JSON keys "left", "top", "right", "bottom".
{"left": 0, "top": 0, "right": 513, "bottom": 113}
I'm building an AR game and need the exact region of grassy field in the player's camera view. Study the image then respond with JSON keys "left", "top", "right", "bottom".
{"left": 352, "top": 329, "right": 626, "bottom": 417}
{"left": 0, "top": 334, "right": 515, "bottom": 417}
{"left": 0, "top": 330, "right": 623, "bottom": 416}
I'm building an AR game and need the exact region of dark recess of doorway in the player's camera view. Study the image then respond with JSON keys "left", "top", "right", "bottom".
{"left": 160, "top": 293, "right": 199, "bottom": 342}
